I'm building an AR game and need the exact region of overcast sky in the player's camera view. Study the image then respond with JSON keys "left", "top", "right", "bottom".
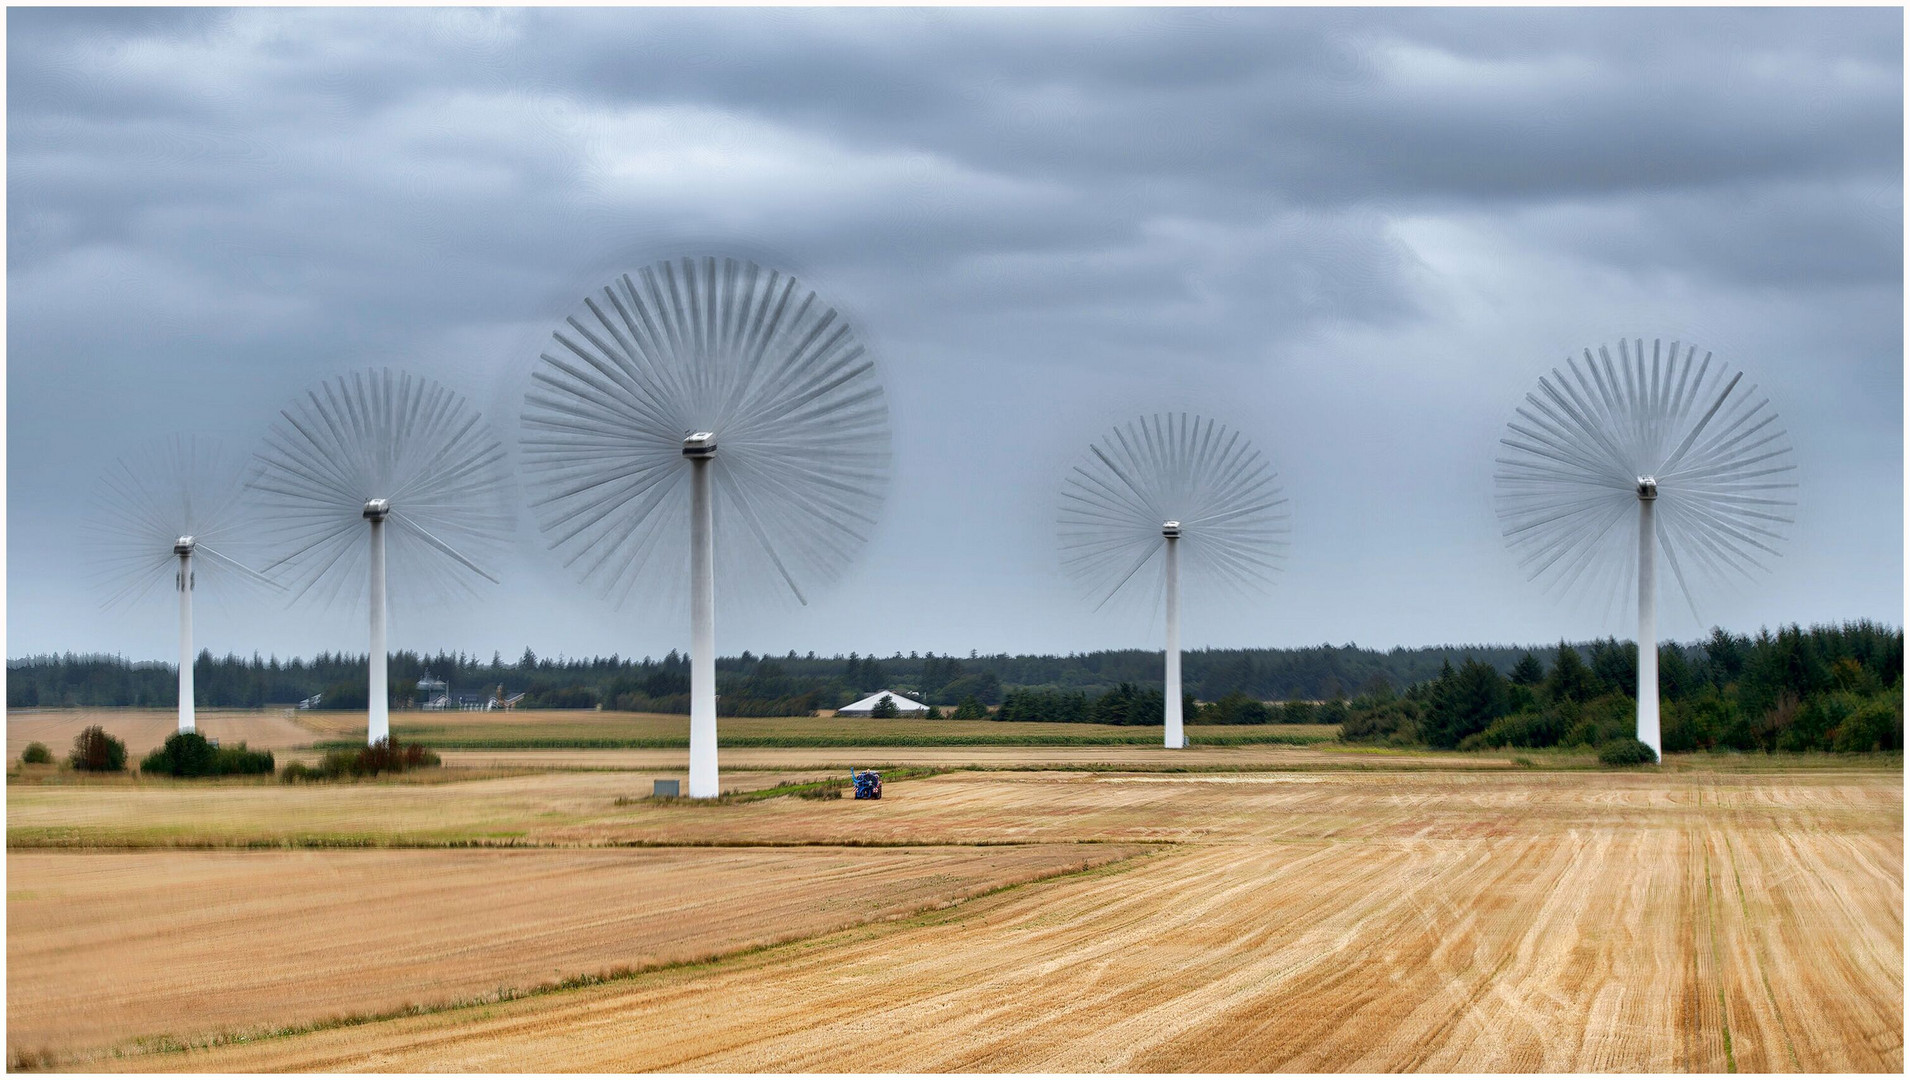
{"left": 7, "top": 7, "right": 1903, "bottom": 664}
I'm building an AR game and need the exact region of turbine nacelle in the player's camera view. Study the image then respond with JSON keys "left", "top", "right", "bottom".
{"left": 362, "top": 498, "right": 390, "bottom": 521}
{"left": 1635, "top": 477, "right": 1658, "bottom": 501}
{"left": 173, "top": 535, "right": 196, "bottom": 556}
{"left": 682, "top": 432, "right": 717, "bottom": 459}
{"left": 1161, "top": 520, "right": 1182, "bottom": 539}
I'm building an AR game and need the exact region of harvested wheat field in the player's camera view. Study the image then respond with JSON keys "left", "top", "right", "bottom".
{"left": 8, "top": 844, "right": 1138, "bottom": 1058}
{"left": 7, "top": 759, "right": 1898, "bottom": 1073}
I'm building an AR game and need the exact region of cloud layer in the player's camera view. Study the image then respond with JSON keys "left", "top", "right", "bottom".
{"left": 8, "top": 7, "right": 1901, "bottom": 662}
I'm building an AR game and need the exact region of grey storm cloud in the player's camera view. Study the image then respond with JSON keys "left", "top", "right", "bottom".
{"left": 7, "top": 6, "right": 1901, "bottom": 664}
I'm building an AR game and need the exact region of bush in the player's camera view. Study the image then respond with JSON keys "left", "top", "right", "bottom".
{"left": 1778, "top": 692, "right": 1852, "bottom": 752}
{"left": 301, "top": 738, "right": 443, "bottom": 780}
{"left": 950, "top": 697, "right": 988, "bottom": 720}
{"left": 69, "top": 725, "right": 127, "bottom": 772}
{"left": 1559, "top": 695, "right": 1634, "bottom": 748}
{"left": 1832, "top": 696, "right": 1904, "bottom": 753}
{"left": 140, "top": 731, "right": 275, "bottom": 777}
{"left": 1339, "top": 697, "right": 1419, "bottom": 745}
{"left": 1598, "top": 738, "right": 1659, "bottom": 766}
{"left": 1662, "top": 694, "right": 1737, "bottom": 753}
{"left": 20, "top": 742, "right": 52, "bottom": 765}
{"left": 1466, "top": 708, "right": 1569, "bottom": 750}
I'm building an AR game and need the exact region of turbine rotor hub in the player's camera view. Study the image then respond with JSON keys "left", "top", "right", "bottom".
{"left": 174, "top": 536, "right": 195, "bottom": 556}
{"left": 363, "top": 498, "right": 391, "bottom": 521}
{"left": 1161, "top": 520, "right": 1182, "bottom": 539}
{"left": 1635, "top": 477, "right": 1658, "bottom": 501}
{"left": 682, "top": 431, "right": 717, "bottom": 459}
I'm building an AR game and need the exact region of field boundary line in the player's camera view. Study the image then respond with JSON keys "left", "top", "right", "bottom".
{"left": 28, "top": 845, "right": 1164, "bottom": 1072}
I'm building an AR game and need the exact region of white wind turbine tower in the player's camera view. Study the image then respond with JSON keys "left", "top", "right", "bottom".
{"left": 1060, "top": 413, "right": 1290, "bottom": 748}
{"left": 1495, "top": 338, "right": 1797, "bottom": 760}
{"left": 86, "top": 435, "right": 279, "bottom": 733}
{"left": 251, "top": 369, "right": 510, "bottom": 745}
{"left": 523, "top": 256, "right": 892, "bottom": 798}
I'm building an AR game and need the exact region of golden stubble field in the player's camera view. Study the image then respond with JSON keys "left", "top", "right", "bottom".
{"left": 5, "top": 712, "right": 1902, "bottom": 1073}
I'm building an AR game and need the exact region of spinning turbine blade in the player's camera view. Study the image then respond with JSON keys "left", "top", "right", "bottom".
{"left": 251, "top": 368, "right": 511, "bottom": 745}
{"left": 1494, "top": 339, "right": 1796, "bottom": 760}
{"left": 522, "top": 256, "right": 892, "bottom": 798}
{"left": 84, "top": 435, "right": 273, "bottom": 734}
{"left": 1059, "top": 414, "right": 1291, "bottom": 749}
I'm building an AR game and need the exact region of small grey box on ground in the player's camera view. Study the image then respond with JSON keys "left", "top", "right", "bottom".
{"left": 653, "top": 779, "right": 680, "bottom": 797}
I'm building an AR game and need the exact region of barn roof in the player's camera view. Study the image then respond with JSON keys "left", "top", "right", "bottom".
{"left": 838, "top": 690, "right": 930, "bottom": 714}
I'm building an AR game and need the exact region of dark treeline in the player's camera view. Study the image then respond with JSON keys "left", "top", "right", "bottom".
{"left": 8, "top": 625, "right": 1902, "bottom": 752}
{"left": 1342, "top": 622, "right": 1902, "bottom": 754}
{"left": 6, "top": 640, "right": 1579, "bottom": 712}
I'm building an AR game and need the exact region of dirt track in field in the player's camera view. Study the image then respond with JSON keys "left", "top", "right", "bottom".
{"left": 36, "top": 766, "right": 1897, "bottom": 1073}
{"left": 7, "top": 844, "right": 1139, "bottom": 1058}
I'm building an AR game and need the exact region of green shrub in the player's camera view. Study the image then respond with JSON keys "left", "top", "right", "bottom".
{"left": 1598, "top": 738, "right": 1658, "bottom": 766}
{"left": 215, "top": 744, "right": 275, "bottom": 775}
{"left": 1339, "top": 697, "right": 1419, "bottom": 744}
{"left": 950, "top": 697, "right": 988, "bottom": 720}
{"left": 1662, "top": 694, "right": 1737, "bottom": 753}
{"left": 20, "top": 742, "right": 52, "bottom": 765}
{"left": 141, "top": 730, "right": 214, "bottom": 775}
{"left": 68, "top": 726, "right": 126, "bottom": 772}
{"left": 280, "top": 761, "right": 315, "bottom": 783}
{"left": 302, "top": 738, "right": 443, "bottom": 780}
{"left": 1778, "top": 692, "right": 1853, "bottom": 752}
{"left": 1832, "top": 696, "right": 1904, "bottom": 753}
{"left": 1467, "top": 708, "right": 1569, "bottom": 750}
{"left": 141, "top": 731, "right": 275, "bottom": 777}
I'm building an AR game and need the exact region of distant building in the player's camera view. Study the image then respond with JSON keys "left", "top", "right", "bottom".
{"left": 417, "top": 673, "right": 450, "bottom": 711}
{"left": 836, "top": 690, "right": 931, "bottom": 717}
{"left": 454, "top": 685, "right": 523, "bottom": 711}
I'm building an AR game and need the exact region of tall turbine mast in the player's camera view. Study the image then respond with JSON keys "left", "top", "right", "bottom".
{"left": 523, "top": 256, "right": 892, "bottom": 798}
{"left": 252, "top": 369, "right": 509, "bottom": 745}
{"left": 1495, "top": 338, "right": 1797, "bottom": 760}
{"left": 1060, "top": 414, "right": 1290, "bottom": 748}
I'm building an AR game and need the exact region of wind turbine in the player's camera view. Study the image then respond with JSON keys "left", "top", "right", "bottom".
{"left": 1059, "top": 413, "right": 1290, "bottom": 748}
{"left": 522, "top": 256, "right": 891, "bottom": 797}
{"left": 86, "top": 435, "right": 278, "bottom": 733}
{"left": 1494, "top": 338, "right": 1797, "bottom": 759}
{"left": 251, "top": 369, "right": 510, "bottom": 745}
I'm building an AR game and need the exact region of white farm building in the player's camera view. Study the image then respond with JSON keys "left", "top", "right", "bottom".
{"left": 837, "top": 690, "right": 932, "bottom": 717}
